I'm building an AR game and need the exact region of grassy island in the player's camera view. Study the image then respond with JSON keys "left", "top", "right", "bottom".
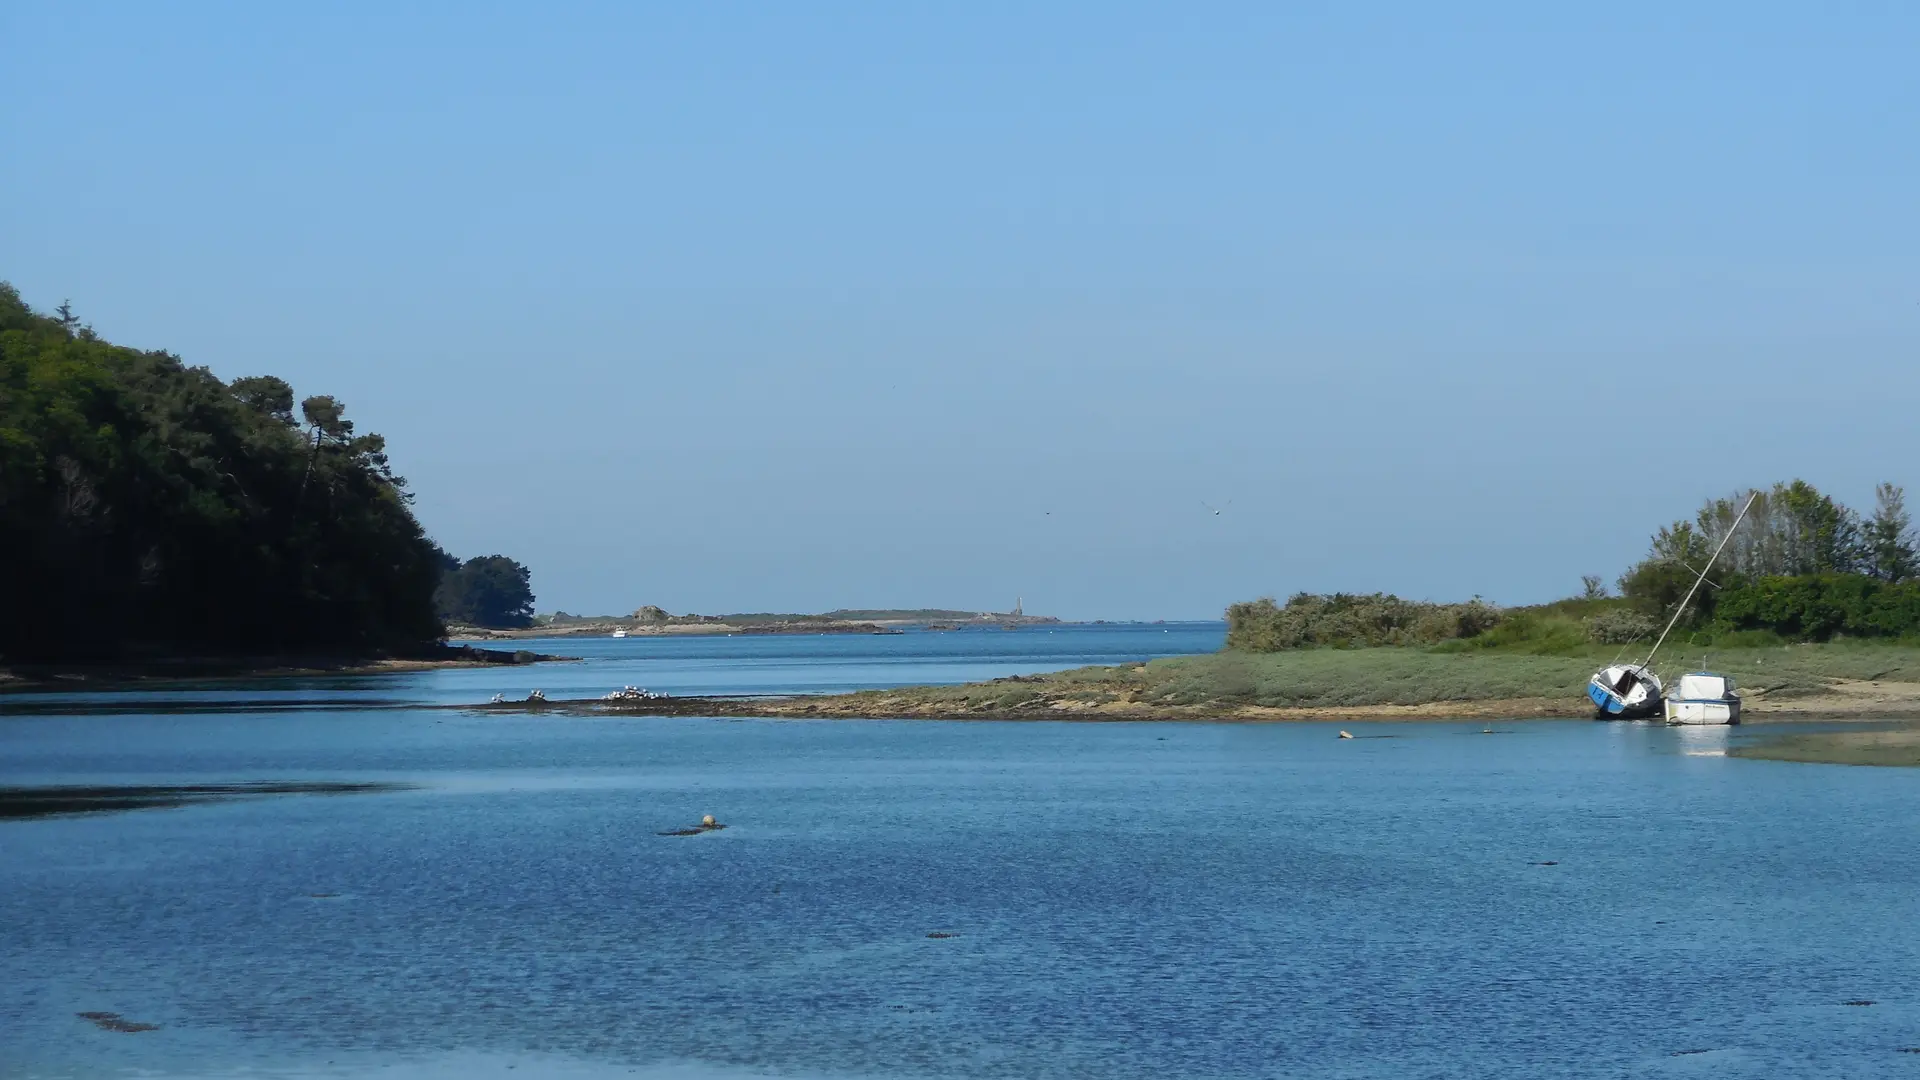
{"left": 480, "top": 640, "right": 1920, "bottom": 723}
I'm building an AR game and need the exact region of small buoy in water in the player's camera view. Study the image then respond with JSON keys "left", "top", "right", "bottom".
{"left": 701, "top": 814, "right": 716, "bottom": 827}
{"left": 1338, "top": 730, "right": 1353, "bottom": 740}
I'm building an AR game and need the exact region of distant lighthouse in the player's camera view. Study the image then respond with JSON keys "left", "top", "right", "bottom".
{"left": 1012, "top": 596, "right": 1023, "bottom": 617}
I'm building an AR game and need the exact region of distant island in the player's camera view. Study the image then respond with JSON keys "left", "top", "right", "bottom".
{"left": 453, "top": 606, "right": 1062, "bottom": 639}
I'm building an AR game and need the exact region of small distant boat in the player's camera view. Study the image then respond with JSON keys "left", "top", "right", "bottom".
{"left": 1587, "top": 493, "right": 1756, "bottom": 722}
{"left": 611, "top": 628, "right": 628, "bottom": 638}
{"left": 1664, "top": 672, "right": 1741, "bottom": 725}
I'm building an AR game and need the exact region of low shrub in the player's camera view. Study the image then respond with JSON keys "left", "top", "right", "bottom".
{"left": 1585, "top": 609, "right": 1659, "bottom": 645}
{"left": 1226, "top": 593, "right": 1501, "bottom": 652}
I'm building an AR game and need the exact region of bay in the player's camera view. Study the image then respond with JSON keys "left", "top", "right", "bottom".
{"left": 3, "top": 623, "right": 1918, "bottom": 1079}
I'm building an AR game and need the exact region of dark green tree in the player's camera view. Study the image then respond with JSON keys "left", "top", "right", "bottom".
{"left": 436, "top": 555, "right": 536, "bottom": 628}
{"left": 230, "top": 375, "right": 295, "bottom": 423}
{"left": 1618, "top": 517, "right": 1729, "bottom": 621}
{"left": 0, "top": 283, "right": 457, "bottom": 662}
{"left": 1864, "top": 483, "right": 1917, "bottom": 583}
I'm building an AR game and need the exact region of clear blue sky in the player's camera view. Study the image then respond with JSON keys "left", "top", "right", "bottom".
{"left": 4, "top": 3, "right": 1916, "bottom": 620}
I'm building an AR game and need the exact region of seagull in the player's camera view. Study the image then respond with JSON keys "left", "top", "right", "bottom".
{"left": 1202, "top": 499, "right": 1231, "bottom": 516}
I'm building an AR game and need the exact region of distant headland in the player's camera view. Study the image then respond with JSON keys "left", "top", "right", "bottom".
{"left": 453, "top": 606, "right": 1063, "bottom": 640}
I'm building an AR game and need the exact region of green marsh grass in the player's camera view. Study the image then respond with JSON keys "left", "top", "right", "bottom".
{"left": 892, "top": 641, "right": 1920, "bottom": 711}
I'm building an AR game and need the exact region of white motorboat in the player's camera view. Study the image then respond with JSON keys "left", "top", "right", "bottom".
{"left": 1664, "top": 672, "right": 1741, "bottom": 725}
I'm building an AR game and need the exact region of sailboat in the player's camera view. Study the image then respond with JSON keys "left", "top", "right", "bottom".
{"left": 1587, "top": 493, "right": 1757, "bottom": 720}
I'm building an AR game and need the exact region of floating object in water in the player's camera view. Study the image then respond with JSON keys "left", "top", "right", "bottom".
{"left": 611, "top": 628, "right": 627, "bottom": 638}
{"left": 926, "top": 931, "right": 958, "bottom": 939}
{"left": 1843, "top": 999, "right": 1877, "bottom": 1006}
{"left": 1664, "top": 672, "right": 1741, "bottom": 726}
{"left": 77, "top": 1012, "right": 159, "bottom": 1033}
{"left": 1534, "top": 861, "right": 1559, "bottom": 866}
{"left": 659, "top": 816, "right": 726, "bottom": 837}
{"left": 1337, "top": 730, "right": 1353, "bottom": 739}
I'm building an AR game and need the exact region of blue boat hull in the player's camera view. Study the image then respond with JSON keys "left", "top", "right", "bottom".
{"left": 1588, "top": 669, "right": 1664, "bottom": 720}
{"left": 1588, "top": 681, "right": 1620, "bottom": 714}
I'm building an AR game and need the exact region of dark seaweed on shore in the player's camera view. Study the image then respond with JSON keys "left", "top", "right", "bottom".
{"left": 0, "top": 781, "right": 411, "bottom": 820}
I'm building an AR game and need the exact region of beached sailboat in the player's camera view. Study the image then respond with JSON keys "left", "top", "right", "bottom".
{"left": 1588, "top": 662, "right": 1663, "bottom": 719}
{"left": 1587, "top": 493, "right": 1757, "bottom": 721}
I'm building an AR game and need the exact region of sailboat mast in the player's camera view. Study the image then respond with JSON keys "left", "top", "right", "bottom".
{"left": 1641, "top": 492, "right": 1758, "bottom": 667}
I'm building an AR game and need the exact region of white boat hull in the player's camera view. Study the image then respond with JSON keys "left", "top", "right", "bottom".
{"left": 1665, "top": 698, "right": 1740, "bottom": 725}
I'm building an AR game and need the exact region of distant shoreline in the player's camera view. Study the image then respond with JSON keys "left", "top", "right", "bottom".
{"left": 457, "top": 611, "right": 1070, "bottom": 640}
{"left": 452, "top": 621, "right": 896, "bottom": 640}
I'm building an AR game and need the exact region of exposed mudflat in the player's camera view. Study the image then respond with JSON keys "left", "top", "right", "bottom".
{"left": 1731, "top": 726, "right": 1920, "bottom": 767}
{"left": 470, "top": 676, "right": 1920, "bottom": 724}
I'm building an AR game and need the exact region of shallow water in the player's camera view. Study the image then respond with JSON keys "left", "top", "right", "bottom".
{"left": 4, "top": 625, "right": 1919, "bottom": 1079}
{"left": 0, "top": 622, "right": 1225, "bottom": 717}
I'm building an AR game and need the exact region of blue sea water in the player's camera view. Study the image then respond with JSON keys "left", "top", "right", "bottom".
{"left": 4, "top": 623, "right": 1920, "bottom": 1079}
{"left": 0, "top": 621, "right": 1226, "bottom": 717}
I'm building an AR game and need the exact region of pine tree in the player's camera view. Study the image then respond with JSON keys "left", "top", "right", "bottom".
{"left": 1865, "top": 483, "right": 1918, "bottom": 582}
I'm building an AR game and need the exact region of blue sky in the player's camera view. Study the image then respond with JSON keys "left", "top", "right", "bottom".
{"left": 4, "top": 3, "right": 1916, "bottom": 619}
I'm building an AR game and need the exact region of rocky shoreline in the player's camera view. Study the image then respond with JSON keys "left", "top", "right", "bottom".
{"left": 460, "top": 679, "right": 1920, "bottom": 724}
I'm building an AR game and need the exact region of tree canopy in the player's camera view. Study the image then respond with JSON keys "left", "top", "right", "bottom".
{"left": 0, "top": 284, "right": 458, "bottom": 662}
{"left": 436, "top": 555, "right": 536, "bottom": 629}
{"left": 1601, "top": 481, "right": 1920, "bottom": 643}
{"left": 1617, "top": 480, "right": 1919, "bottom": 629}
{"left": 1227, "top": 479, "right": 1920, "bottom": 652}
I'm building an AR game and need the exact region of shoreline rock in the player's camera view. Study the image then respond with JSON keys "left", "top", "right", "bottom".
{"left": 462, "top": 683, "right": 1920, "bottom": 724}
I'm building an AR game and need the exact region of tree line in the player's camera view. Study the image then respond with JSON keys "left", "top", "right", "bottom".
{"left": 1613, "top": 479, "right": 1918, "bottom": 643}
{"left": 1227, "top": 479, "right": 1920, "bottom": 652}
{"left": 0, "top": 285, "right": 535, "bottom": 663}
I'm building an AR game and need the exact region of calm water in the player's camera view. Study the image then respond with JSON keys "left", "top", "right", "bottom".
{"left": 0, "top": 622, "right": 1227, "bottom": 717}
{"left": 4, "top": 624, "right": 1920, "bottom": 1079}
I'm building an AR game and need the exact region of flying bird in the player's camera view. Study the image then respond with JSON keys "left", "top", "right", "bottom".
{"left": 1202, "top": 499, "right": 1232, "bottom": 516}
